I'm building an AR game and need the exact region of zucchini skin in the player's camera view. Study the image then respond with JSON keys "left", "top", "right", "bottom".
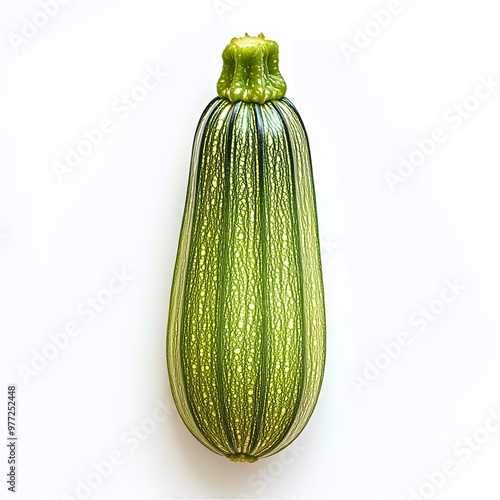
{"left": 167, "top": 97, "right": 326, "bottom": 461}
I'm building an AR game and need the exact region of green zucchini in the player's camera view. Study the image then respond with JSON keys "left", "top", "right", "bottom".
{"left": 167, "top": 34, "right": 326, "bottom": 462}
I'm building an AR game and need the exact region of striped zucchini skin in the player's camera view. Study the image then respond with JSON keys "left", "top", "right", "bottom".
{"left": 167, "top": 96, "right": 326, "bottom": 461}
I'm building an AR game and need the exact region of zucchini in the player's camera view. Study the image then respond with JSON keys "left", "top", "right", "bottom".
{"left": 167, "top": 34, "right": 326, "bottom": 462}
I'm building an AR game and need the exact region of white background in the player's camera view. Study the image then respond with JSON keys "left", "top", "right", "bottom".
{"left": 2, "top": 0, "right": 500, "bottom": 499}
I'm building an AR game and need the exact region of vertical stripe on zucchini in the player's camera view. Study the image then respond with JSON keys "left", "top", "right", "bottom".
{"left": 167, "top": 34, "right": 326, "bottom": 462}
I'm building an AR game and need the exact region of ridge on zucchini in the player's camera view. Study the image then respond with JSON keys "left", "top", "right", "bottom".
{"left": 166, "top": 34, "right": 326, "bottom": 463}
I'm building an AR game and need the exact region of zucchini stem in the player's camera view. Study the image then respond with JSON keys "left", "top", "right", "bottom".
{"left": 216, "top": 33, "right": 287, "bottom": 104}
